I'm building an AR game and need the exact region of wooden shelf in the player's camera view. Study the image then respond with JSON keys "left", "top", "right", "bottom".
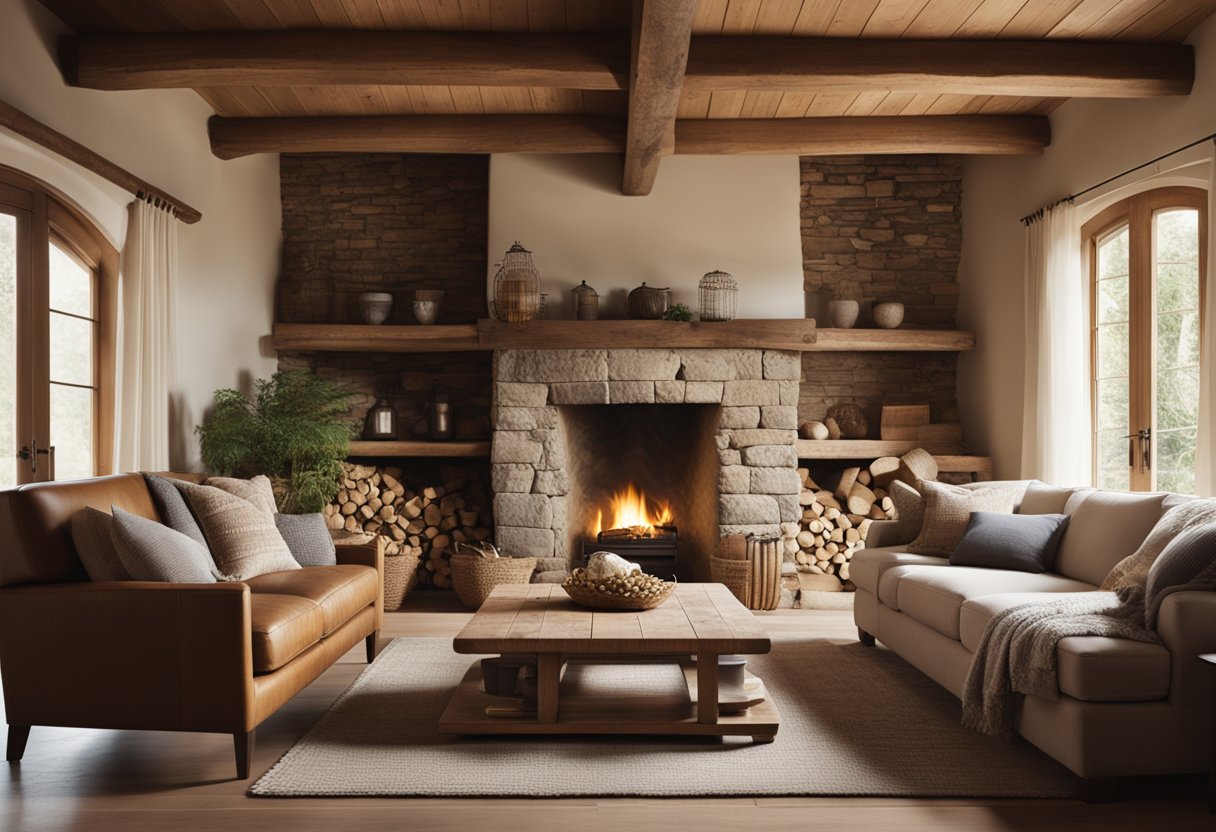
{"left": 274, "top": 323, "right": 481, "bottom": 353}
{"left": 796, "top": 439, "right": 968, "bottom": 458}
{"left": 813, "top": 329, "right": 975, "bottom": 351}
{"left": 348, "top": 440, "right": 490, "bottom": 458}
{"left": 274, "top": 319, "right": 974, "bottom": 354}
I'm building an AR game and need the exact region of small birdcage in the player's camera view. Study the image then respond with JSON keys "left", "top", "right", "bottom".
{"left": 491, "top": 242, "right": 542, "bottom": 322}
{"left": 699, "top": 269, "right": 738, "bottom": 322}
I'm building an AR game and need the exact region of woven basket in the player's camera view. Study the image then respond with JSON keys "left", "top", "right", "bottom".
{"left": 382, "top": 551, "right": 420, "bottom": 611}
{"left": 450, "top": 554, "right": 537, "bottom": 609}
{"left": 562, "top": 581, "right": 674, "bottom": 611}
{"left": 747, "top": 537, "right": 782, "bottom": 611}
{"left": 711, "top": 555, "right": 751, "bottom": 607}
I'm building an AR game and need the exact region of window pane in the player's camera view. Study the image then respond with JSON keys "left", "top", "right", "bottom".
{"left": 1157, "top": 262, "right": 1199, "bottom": 314}
{"left": 1098, "top": 225, "right": 1128, "bottom": 279}
{"left": 1155, "top": 209, "right": 1199, "bottom": 264}
{"left": 49, "top": 241, "right": 92, "bottom": 318}
{"left": 50, "top": 383, "right": 93, "bottom": 481}
{"left": 1156, "top": 310, "right": 1200, "bottom": 371}
{"left": 1097, "top": 274, "right": 1128, "bottom": 324}
{"left": 1095, "top": 322, "right": 1128, "bottom": 379}
{"left": 49, "top": 311, "right": 93, "bottom": 386}
{"left": 1096, "top": 377, "right": 1128, "bottom": 431}
{"left": 0, "top": 214, "right": 15, "bottom": 489}
{"left": 1157, "top": 366, "right": 1199, "bottom": 432}
{"left": 1156, "top": 428, "right": 1197, "bottom": 495}
{"left": 1095, "top": 428, "right": 1129, "bottom": 491}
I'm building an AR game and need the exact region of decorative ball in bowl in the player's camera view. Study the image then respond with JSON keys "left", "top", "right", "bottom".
{"left": 562, "top": 553, "right": 674, "bottom": 610}
{"left": 358, "top": 292, "right": 394, "bottom": 325}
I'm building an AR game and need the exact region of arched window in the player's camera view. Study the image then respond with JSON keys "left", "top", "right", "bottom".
{"left": 1082, "top": 186, "right": 1207, "bottom": 493}
{"left": 0, "top": 165, "right": 117, "bottom": 486}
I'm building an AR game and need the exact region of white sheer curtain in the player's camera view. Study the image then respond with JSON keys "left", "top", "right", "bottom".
{"left": 1020, "top": 200, "right": 1092, "bottom": 486}
{"left": 1197, "top": 144, "right": 1216, "bottom": 497}
{"left": 114, "top": 198, "right": 178, "bottom": 472}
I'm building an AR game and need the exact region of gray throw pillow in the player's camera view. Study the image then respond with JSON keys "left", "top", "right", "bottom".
{"left": 70, "top": 507, "right": 131, "bottom": 582}
{"left": 949, "top": 511, "right": 1070, "bottom": 574}
{"left": 143, "top": 473, "right": 210, "bottom": 550}
{"left": 1145, "top": 523, "right": 1216, "bottom": 628}
{"left": 275, "top": 513, "right": 338, "bottom": 567}
{"left": 111, "top": 507, "right": 218, "bottom": 583}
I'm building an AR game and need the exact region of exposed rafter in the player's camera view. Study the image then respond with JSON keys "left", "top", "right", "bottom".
{"left": 621, "top": 0, "right": 699, "bottom": 196}
{"left": 209, "top": 114, "right": 1051, "bottom": 160}
{"left": 61, "top": 32, "right": 628, "bottom": 90}
{"left": 61, "top": 32, "right": 1193, "bottom": 101}
{"left": 683, "top": 38, "right": 1194, "bottom": 98}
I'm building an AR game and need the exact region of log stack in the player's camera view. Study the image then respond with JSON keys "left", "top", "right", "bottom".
{"left": 790, "top": 448, "right": 937, "bottom": 582}
{"left": 323, "top": 462, "right": 492, "bottom": 588}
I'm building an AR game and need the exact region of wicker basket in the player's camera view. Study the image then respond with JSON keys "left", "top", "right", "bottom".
{"left": 450, "top": 554, "right": 538, "bottom": 609}
{"left": 710, "top": 555, "right": 752, "bottom": 607}
{"left": 562, "top": 581, "right": 674, "bottom": 610}
{"left": 382, "top": 551, "right": 420, "bottom": 610}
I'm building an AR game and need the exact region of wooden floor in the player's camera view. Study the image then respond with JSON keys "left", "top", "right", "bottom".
{"left": 2, "top": 593, "right": 1210, "bottom": 832}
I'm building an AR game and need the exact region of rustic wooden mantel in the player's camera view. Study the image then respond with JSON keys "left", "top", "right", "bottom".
{"left": 272, "top": 318, "right": 976, "bottom": 354}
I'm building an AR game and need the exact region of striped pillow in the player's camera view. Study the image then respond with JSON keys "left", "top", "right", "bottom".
{"left": 1145, "top": 523, "right": 1216, "bottom": 628}
{"left": 179, "top": 483, "right": 300, "bottom": 581}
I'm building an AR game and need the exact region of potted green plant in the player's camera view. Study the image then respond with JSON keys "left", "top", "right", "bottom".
{"left": 196, "top": 370, "right": 356, "bottom": 513}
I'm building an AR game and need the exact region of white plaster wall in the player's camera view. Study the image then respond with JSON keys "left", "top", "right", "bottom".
{"left": 488, "top": 154, "right": 805, "bottom": 320}
{"left": 0, "top": 0, "right": 281, "bottom": 469}
{"left": 959, "top": 13, "right": 1216, "bottom": 479}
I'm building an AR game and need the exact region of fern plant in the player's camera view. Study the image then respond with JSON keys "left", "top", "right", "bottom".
{"left": 196, "top": 370, "right": 356, "bottom": 513}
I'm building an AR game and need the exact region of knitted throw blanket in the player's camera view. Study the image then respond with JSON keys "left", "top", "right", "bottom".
{"left": 961, "top": 588, "right": 1159, "bottom": 737}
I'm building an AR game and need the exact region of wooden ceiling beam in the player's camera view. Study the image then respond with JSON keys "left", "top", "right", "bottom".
{"left": 622, "top": 0, "right": 699, "bottom": 196}
{"left": 684, "top": 38, "right": 1193, "bottom": 98}
{"left": 209, "top": 114, "right": 1049, "bottom": 160}
{"left": 207, "top": 115, "right": 626, "bottom": 159}
{"left": 674, "top": 116, "right": 1050, "bottom": 156}
{"left": 61, "top": 32, "right": 628, "bottom": 90}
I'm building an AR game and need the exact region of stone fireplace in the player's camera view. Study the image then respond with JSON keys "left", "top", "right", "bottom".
{"left": 490, "top": 348, "right": 801, "bottom": 579}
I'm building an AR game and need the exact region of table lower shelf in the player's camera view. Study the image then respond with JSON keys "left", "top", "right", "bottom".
{"left": 438, "top": 659, "right": 780, "bottom": 741}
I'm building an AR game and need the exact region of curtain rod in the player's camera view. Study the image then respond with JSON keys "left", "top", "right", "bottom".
{"left": 0, "top": 97, "right": 202, "bottom": 224}
{"left": 1021, "top": 132, "right": 1216, "bottom": 226}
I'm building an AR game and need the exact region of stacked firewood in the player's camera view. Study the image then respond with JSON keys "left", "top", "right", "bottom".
{"left": 792, "top": 449, "right": 935, "bottom": 581}
{"left": 324, "top": 462, "right": 492, "bottom": 588}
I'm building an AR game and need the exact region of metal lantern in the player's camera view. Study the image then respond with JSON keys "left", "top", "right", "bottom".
{"left": 571, "top": 280, "right": 599, "bottom": 320}
{"left": 699, "top": 269, "right": 738, "bottom": 322}
{"left": 491, "top": 241, "right": 542, "bottom": 322}
{"left": 362, "top": 398, "right": 398, "bottom": 440}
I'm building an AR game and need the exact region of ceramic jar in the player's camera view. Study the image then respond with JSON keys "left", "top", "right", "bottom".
{"left": 828, "top": 299, "right": 859, "bottom": 329}
{"left": 358, "top": 292, "right": 393, "bottom": 325}
{"left": 872, "top": 302, "right": 905, "bottom": 329}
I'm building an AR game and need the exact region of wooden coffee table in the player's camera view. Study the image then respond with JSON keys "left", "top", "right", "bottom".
{"left": 438, "top": 582, "right": 779, "bottom": 743}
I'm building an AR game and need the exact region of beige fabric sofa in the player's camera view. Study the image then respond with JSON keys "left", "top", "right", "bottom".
{"left": 852, "top": 481, "right": 1216, "bottom": 800}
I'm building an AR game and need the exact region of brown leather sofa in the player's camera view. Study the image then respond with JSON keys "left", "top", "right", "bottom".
{"left": 0, "top": 473, "right": 384, "bottom": 779}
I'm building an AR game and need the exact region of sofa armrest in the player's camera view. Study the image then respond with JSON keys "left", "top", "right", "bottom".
{"left": 865, "top": 519, "right": 916, "bottom": 549}
{"left": 336, "top": 536, "right": 384, "bottom": 627}
{"left": 0, "top": 581, "right": 254, "bottom": 733}
{"left": 1155, "top": 590, "right": 1216, "bottom": 709}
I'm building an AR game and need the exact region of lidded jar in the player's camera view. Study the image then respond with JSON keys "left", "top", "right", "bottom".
{"left": 571, "top": 280, "right": 599, "bottom": 321}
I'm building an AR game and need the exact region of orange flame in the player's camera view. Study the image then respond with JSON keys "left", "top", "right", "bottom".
{"left": 594, "top": 484, "right": 673, "bottom": 536}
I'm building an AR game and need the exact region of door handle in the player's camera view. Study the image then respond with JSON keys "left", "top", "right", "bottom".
{"left": 1125, "top": 433, "right": 1139, "bottom": 470}
{"left": 16, "top": 439, "right": 53, "bottom": 475}
{"left": 1140, "top": 428, "right": 1151, "bottom": 471}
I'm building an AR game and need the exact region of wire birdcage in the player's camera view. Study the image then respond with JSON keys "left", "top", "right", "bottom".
{"left": 699, "top": 269, "right": 738, "bottom": 322}
{"left": 491, "top": 242, "right": 542, "bottom": 322}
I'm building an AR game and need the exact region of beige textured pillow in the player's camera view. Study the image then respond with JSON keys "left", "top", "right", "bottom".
{"left": 888, "top": 480, "right": 925, "bottom": 537}
{"left": 907, "top": 480, "right": 1025, "bottom": 556}
{"left": 180, "top": 483, "right": 299, "bottom": 581}
{"left": 205, "top": 475, "right": 278, "bottom": 516}
{"left": 1101, "top": 499, "right": 1216, "bottom": 591}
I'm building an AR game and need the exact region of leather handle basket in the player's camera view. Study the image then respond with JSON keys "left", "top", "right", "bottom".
{"left": 711, "top": 537, "right": 781, "bottom": 611}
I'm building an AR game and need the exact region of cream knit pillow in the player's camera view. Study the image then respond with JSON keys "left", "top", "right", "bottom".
{"left": 907, "top": 480, "right": 1025, "bottom": 556}
{"left": 180, "top": 482, "right": 299, "bottom": 581}
{"left": 205, "top": 474, "right": 278, "bottom": 516}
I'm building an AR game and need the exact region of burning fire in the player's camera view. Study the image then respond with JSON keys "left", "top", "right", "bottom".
{"left": 594, "top": 484, "right": 673, "bottom": 538}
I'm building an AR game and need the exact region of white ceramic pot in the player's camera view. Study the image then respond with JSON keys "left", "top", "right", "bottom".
{"left": 358, "top": 292, "right": 393, "bottom": 325}
{"left": 413, "top": 300, "right": 441, "bottom": 325}
{"left": 828, "top": 300, "right": 860, "bottom": 329}
{"left": 872, "top": 301, "right": 905, "bottom": 329}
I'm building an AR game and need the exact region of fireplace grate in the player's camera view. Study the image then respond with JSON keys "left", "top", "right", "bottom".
{"left": 583, "top": 528, "right": 680, "bottom": 579}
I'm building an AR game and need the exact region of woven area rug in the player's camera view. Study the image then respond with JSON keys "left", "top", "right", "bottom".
{"left": 251, "top": 636, "right": 1073, "bottom": 798}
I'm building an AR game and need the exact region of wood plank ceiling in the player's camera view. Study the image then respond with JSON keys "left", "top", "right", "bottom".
{"left": 39, "top": 0, "right": 1216, "bottom": 194}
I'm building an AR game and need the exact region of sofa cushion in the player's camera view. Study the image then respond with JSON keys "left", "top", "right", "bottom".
{"left": 1145, "top": 521, "right": 1216, "bottom": 628}
{"left": 850, "top": 546, "right": 949, "bottom": 596}
{"left": 892, "top": 566, "right": 1095, "bottom": 640}
{"left": 1017, "top": 482, "right": 1081, "bottom": 516}
{"left": 70, "top": 507, "right": 131, "bottom": 582}
{"left": 250, "top": 593, "right": 325, "bottom": 673}
{"left": 907, "top": 480, "right": 1028, "bottom": 555}
{"left": 179, "top": 483, "right": 300, "bottom": 581}
{"left": 958, "top": 594, "right": 1170, "bottom": 702}
{"left": 275, "top": 513, "right": 338, "bottom": 567}
{"left": 206, "top": 475, "right": 278, "bottom": 517}
{"left": 143, "top": 473, "right": 210, "bottom": 550}
{"left": 1104, "top": 499, "right": 1216, "bottom": 593}
{"left": 1054, "top": 490, "right": 1168, "bottom": 586}
{"left": 949, "top": 512, "right": 1069, "bottom": 573}
{"left": 110, "top": 507, "right": 218, "bottom": 583}
{"left": 245, "top": 565, "right": 378, "bottom": 635}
